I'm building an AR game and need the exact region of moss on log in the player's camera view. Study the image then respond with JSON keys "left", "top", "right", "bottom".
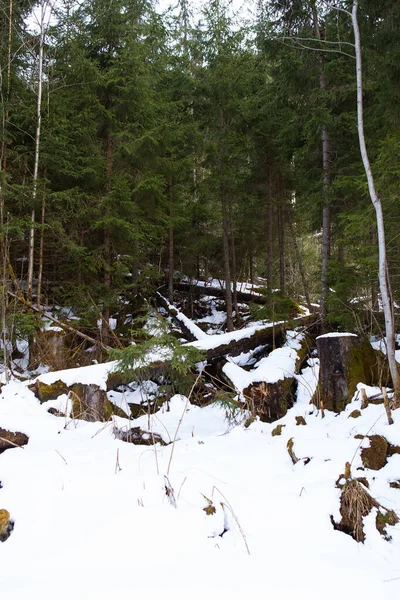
{"left": 314, "top": 334, "right": 379, "bottom": 413}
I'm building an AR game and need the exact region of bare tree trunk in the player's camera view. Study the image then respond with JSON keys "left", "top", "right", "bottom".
{"left": 230, "top": 229, "right": 240, "bottom": 323}
{"left": 222, "top": 184, "right": 233, "bottom": 331}
{"left": 37, "top": 173, "right": 46, "bottom": 308}
{"left": 352, "top": 0, "right": 399, "bottom": 398}
{"left": 278, "top": 197, "right": 285, "bottom": 294}
{"left": 312, "top": 3, "right": 331, "bottom": 327}
{"left": 266, "top": 160, "right": 273, "bottom": 289}
{"left": 219, "top": 106, "right": 233, "bottom": 331}
{"left": 102, "top": 130, "right": 113, "bottom": 347}
{"left": 168, "top": 175, "right": 174, "bottom": 303}
{"left": 28, "top": 3, "right": 48, "bottom": 302}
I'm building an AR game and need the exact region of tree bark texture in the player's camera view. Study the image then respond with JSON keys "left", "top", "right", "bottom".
{"left": 315, "top": 334, "right": 377, "bottom": 413}
{"left": 168, "top": 175, "right": 174, "bottom": 303}
{"left": 27, "top": 4, "right": 46, "bottom": 301}
{"left": 351, "top": 0, "right": 399, "bottom": 398}
{"left": 266, "top": 159, "right": 273, "bottom": 289}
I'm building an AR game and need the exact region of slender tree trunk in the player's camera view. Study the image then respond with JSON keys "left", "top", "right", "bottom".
{"left": 222, "top": 184, "right": 233, "bottom": 331}
{"left": 168, "top": 175, "right": 174, "bottom": 303}
{"left": 102, "top": 130, "right": 113, "bottom": 346}
{"left": 37, "top": 171, "right": 46, "bottom": 308}
{"left": 28, "top": 3, "right": 47, "bottom": 301}
{"left": 278, "top": 197, "right": 285, "bottom": 294}
{"left": 230, "top": 229, "right": 240, "bottom": 323}
{"left": 352, "top": 0, "right": 399, "bottom": 398}
{"left": 219, "top": 106, "right": 233, "bottom": 331}
{"left": 266, "top": 159, "right": 273, "bottom": 289}
{"left": 312, "top": 2, "right": 331, "bottom": 327}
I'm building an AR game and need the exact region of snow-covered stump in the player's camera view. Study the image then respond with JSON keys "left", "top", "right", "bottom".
{"left": 69, "top": 383, "right": 114, "bottom": 422}
{"left": 315, "top": 333, "right": 377, "bottom": 413}
{"left": 223, "top": 331, "right": 312, "bottom": 423}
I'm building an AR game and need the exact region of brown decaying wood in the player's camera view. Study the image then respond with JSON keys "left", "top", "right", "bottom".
{"left": 360, "top": 387, "right": 369, "bottom": 409}
{"left": 382, "top": 387, "right": 393, "bottom": 425}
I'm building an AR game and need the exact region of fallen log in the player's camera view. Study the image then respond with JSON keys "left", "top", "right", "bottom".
{"left": 169, "top": 281, "right": 270, "bottom": 305}
{"left": 220, "top": 330, "right": 313, "bottom": 422}
{"left": 155, "top": 293, "right": 207, "bottom": 342}
{"left": 187, "top": 314, "right": 316, "bottom": 363}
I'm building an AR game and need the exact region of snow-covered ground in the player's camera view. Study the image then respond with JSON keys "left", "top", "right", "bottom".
{"left": 1, "top": 357, "right": 400, "bottom": 599}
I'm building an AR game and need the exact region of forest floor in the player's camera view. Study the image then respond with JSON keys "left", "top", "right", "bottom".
{"left": 1, "top": 285, "right": 400, "bottom": 598}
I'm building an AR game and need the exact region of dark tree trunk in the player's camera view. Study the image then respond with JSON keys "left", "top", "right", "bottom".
{"left": 315, "top": 334, "right": 376, "bottom": 413}
{"left": 278, "top": 198, "right": 285, "bottom": 294}
{"left": 312, "top": 3, "right": 331, "bottom": 328}
{"left": 219, "top": 106, "right": 233, "bottom": 331}
{"left": 168, "top": 175, "right": 174, "bottom": 303}
{"left": 102, "top": 130, "right": 113, "bottom": 346}
{"left": 266, "top": 160, "right": 273, "bottom": 289}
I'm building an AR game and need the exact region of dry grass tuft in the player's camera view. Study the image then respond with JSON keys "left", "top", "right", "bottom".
{"left": 339, "top": 478, "right": 376, "bottom": 542}
{"left": 333, "top": 472, "right": 399, "bottom": 543}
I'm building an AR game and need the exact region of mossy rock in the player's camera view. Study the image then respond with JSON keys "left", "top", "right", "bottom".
{"left": 70, "top": 383, "right": 114, "bottom": 422}
{"left": 106, "top": 370, "right": 132, "bottom": 391}
{"left": 361, "top": 435, "right": 388, "bottom": 471}
{"left": 348, "top": 409, "right": 361, "bottom": 419}
{"left": 33, "top": 379, "right": 69, "bottom": 402}
{"left": 295, "top": 416, "right": 306, "bottom": 426}
{"left": 389, "top": 480, "right": 400, "bottom": 489}
{"left": 376, "top": 509, "right": 399, "bottom": 541}
{"left": 107, "top": 401, "right": 129, "bottom": 420}
{"left": 0, "top": 428, "right": 29, "bottom": 453}
{"left": 271, "top": 424, "right": 285, "bottom": 436}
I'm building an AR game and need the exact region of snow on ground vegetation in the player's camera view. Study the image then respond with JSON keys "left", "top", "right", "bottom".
{"left": 1, "top": 354, "right": 400, "bottom": 599}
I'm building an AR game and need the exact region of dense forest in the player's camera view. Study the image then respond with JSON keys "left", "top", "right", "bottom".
{"left": 2, "top": 3, "right": 400, "bottom": 585}
{"left": 1, "top": 0, "right": 399, "bottom": 360}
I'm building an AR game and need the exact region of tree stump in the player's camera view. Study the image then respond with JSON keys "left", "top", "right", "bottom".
{"left": 70, "top": 383, "right": 113, "bottom": 422}
{"left": 315, "top": 334, "right": 375, "bottom": 413}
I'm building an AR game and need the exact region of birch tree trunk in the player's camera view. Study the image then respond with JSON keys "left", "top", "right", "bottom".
{"left": 27, "top": 2, "right": 48, "bottom": 301}
{"left": 351, "top": 0, "right": 399, "bottom": 398}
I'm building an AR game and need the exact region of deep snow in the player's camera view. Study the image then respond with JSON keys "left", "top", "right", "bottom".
{"left": 1, "top": 355, "right": 400, "bottom": 599}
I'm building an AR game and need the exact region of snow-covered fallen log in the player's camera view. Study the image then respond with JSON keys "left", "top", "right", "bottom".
{"left": 156, "top": 293, "right": 208, "bottom": 341}
{"left": 221, "top": 330, "right": 312, "bottom": 422}
{"left": 187, "top": 314, "right": 316, "bottom": 362}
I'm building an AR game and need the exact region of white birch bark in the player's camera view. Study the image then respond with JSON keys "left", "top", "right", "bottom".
{"left": 351, "top": 0, "right": 399, "bottom": 396}
{"left": 27, "top": 1, "right": 53, "bottom": 301}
